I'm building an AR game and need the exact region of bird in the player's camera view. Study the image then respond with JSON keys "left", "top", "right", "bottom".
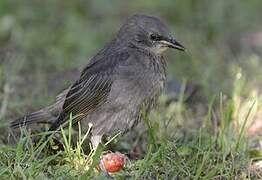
{"left": 10, "top": 14, "right": 185, "bottom": 149}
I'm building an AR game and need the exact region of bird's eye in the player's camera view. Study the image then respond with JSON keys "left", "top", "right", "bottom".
{"left": 150, "top": 33, "right": 158, "bottom": 41}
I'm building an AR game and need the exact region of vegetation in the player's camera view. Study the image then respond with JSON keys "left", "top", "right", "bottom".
{"left": 0, "top": 0, "right": 262, "bottom": 179}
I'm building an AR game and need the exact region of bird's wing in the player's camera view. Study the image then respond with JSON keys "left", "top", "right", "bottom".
{"left": 49, "top": 51, "right": 130, "bottom": 131}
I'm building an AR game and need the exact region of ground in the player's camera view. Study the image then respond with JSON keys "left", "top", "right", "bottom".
{"left": 0, "top": 1, "right": 262, "bottom": 179}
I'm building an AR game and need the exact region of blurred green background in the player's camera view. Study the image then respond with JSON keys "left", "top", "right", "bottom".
{"left": 1, "top": 0, "right": 262, "bottom": 136}
{"left": 1, "top": 1, "right": 262, "bottom": 179}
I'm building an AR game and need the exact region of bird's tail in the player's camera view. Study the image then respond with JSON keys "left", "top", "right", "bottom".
{"left": 10, "top": 109, "right": 56, "bottom": 129}
{"left": 11, "top": 89, "right": 67, "bottom": 129}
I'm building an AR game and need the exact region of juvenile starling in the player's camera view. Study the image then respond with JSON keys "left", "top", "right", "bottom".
{"left": 11, "top": 14, "right": 185, "bottom": 149}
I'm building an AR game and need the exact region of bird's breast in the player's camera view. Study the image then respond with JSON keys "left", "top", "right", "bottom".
{"left": 109, "top": 51, "right": 167, "bottom": 108}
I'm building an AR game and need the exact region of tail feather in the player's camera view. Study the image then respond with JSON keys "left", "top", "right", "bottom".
{"left": 10, "top": 109, "right": 57, "bottom": 129}
{"left": 11, "top": 89, "right": 68, "bottom": 129}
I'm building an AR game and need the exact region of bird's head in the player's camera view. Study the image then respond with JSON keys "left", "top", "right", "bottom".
{"left": 117, "top": 14, "right": 185, "bottom": 54}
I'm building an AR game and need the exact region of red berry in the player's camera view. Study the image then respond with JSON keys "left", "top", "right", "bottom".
{"left": 100, "top": 152, "right": 125, "bottom": 173}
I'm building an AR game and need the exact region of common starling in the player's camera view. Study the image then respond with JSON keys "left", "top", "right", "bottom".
{"left": 11, "top": 14, "right": 185, "bottom": 149}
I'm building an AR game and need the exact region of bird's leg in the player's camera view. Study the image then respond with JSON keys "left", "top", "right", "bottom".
{"left": 91, "top": 135, "right": 102, "bottom": 151}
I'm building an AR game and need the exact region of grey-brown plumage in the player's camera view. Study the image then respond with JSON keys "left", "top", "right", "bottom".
{"left": 11, "top": 14, "right": 185, "bottom": 148}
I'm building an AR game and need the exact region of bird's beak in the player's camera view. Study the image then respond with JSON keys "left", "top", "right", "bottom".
{"left": 160, "top": 38, "right": 186, "bottom": 51}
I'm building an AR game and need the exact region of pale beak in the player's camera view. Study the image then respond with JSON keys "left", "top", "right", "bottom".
{"left": 160, "top": 38, "right": 186, "bottom": 51}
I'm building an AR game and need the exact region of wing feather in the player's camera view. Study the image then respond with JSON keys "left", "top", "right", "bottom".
{"left": 49, "top": 51, "right": 129, "bottom": 130}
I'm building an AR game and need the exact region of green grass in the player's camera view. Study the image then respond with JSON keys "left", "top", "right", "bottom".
{"left": 0, "top": 86, "right": 261, "bottom": 179}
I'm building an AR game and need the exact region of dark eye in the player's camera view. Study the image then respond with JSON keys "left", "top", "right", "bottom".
{"left": 150, "top": 33, "right": 158, "bottom": 41}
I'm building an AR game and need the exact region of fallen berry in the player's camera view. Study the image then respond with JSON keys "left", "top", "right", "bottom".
{"left": 99, "top": 152, "right": 125, "bottom": 173}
